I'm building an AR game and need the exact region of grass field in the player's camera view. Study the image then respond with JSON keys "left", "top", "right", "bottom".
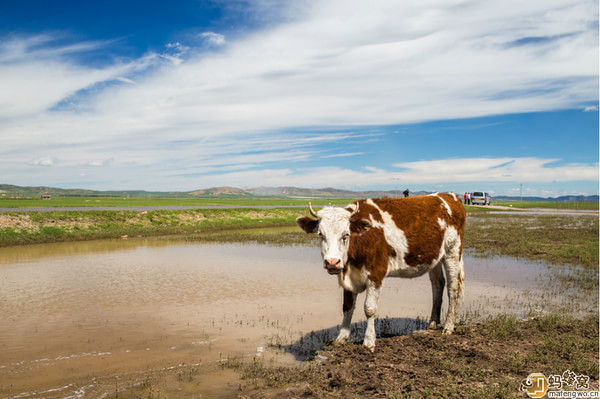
{"left": 492, "top": 200, "right": 599, "bottom": 210}
{"left": 0, "top": 207, "right": 303, "bottom": 246}
{"left": 2, "top": 196, "right": 598, "bottom": 210}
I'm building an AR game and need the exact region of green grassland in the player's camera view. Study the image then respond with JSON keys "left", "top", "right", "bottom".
{"left": 2, "top": 195, "right": 598, "bottom": 210}
{"left": 492, "top": 200, "right": 599, "bottom": 210}
{"left": 0, "top": 208, "right": 303, "bottom": 246}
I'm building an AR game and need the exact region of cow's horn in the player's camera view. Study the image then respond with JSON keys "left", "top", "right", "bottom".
{"left": 351, "top": 203, "right": 360, "bottom": 217}
{"left": 309, "top": 202, "right": 318, "bottom": 218}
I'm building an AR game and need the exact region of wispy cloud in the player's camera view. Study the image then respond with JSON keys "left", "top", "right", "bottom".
{"left": 0, "top": 0, "right": 597, "bottom": 192}
{"left": 189, "top": 157, "right": 599, "bottom": 188}
{"left": 391, "top": 157, "right": 599, "bottom": 184}
{"left": 199, "top": 32, "right": 226, "bottom": 47}
{"left": 28, "top": 156, "right": 60, "bottom": 167}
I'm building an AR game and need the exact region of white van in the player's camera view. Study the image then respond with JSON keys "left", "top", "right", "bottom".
{"left": 471, "top": 192, "right": 490, "bottom": 205}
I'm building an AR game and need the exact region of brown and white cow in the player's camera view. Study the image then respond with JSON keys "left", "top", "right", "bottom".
{"left": 296, "top": 193, "right": 466, "bottom": 351}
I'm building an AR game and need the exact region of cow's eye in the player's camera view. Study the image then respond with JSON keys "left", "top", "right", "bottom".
{"left": 341, "top": 233, "right": 349, "bottom": 242}
{"left": 318, "top": 232, "right": 326, "bottom": 241}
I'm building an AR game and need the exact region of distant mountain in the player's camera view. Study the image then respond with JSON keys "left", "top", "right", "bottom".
{"left": 1, "top": 184, "right": 597, "bottom": 202}
{"left": 0, "top": 184, "right": 171, "bottom": 198}
{"left": 188, "top": 187, "right": 251, "bottom": 197}
{"left": 494, "top": 195, "right": 599, "bottom": 202}
{"left": 247, "top": 186, "right": 426, "bottom": 198}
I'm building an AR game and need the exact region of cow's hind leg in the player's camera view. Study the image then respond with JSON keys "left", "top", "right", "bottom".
{"left": 442, "top": 252, "right": 465, "bottom": 334}
{"left": 363, "top": 280, "right": 380, "bottom": 352}
{"left": 428, "top": 262, "right": 445, "bottom": 330}
{"left": 336, "top": 289, "right": 357, "bottom": 343}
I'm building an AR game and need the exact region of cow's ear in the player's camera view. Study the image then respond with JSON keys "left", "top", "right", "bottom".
{"left": 350, "top": 218, "right": 372, "bottom": 236}
{"left": 296, "top": 216, "right": 319, "bottom": 234}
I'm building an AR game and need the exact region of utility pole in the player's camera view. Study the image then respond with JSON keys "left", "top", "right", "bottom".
{"left": 520, "top": 184, "right": 523, "bottom": 203}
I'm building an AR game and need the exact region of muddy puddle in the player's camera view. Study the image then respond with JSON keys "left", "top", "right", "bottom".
{"left": 0, "top": 238, "right": 594, "bottom": 398}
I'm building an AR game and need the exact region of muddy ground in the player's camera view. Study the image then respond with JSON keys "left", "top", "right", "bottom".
{"left": 233, "top": 314, "right": 599, "bottom": 398}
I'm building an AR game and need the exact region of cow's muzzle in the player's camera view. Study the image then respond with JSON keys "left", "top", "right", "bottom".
{"left": 324, "top": 258, "right": 342, "bottom": 275}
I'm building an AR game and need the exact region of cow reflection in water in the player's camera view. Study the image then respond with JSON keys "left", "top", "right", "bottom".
{"left": 296, "top": 193, "right": 466, "bottom": 351}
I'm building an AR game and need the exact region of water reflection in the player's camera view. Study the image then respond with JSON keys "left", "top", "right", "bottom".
{"left": 0, "top": 238, "right": 593, "bottom": 398}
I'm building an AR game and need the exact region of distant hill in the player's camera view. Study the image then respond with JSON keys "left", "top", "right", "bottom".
{"left": 188, "top": 187, "right": 250, "bottom": 197}
{"left": 0, "top": 184, "right": 597, "bottom": 202}
{"left": 247, "top": 186, "right": 425, "bottom": 198}
{"left": 0, "top": 184, "right": 167, "bottom": 198}
{"left": 0, "top": 184, "right": 423, "bottom": 199}
{"left": 494, "top": 195, "right": 599, "bottom": 202}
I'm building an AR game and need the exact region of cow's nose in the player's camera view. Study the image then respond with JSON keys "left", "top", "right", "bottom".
{"left": 324, "top": 258, "right": 341, "bottom": 268}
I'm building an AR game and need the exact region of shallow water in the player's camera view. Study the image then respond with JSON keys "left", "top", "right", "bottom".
{"left": 0, "top": 238, "right": 592, "bottom": 398}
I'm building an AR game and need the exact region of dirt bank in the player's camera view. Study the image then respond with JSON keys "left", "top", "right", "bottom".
{"left": 233, "top": 314, "right": 599, "bottom": 398}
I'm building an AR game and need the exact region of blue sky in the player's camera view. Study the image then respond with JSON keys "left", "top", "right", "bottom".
{"left": 0, "top": 0, "right": 598, "bottom": 197}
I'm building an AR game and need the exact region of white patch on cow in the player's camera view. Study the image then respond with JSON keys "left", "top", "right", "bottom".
{"left": 365, "top": 199, "right": 431, "bottom": 278}
{"left": 339, "top": 263, "right": 369, "bottom": 293}
{"left": 443, "top": 225, "right": 460, "bottom": 253}
{"left": 438, "top": 218, "right": 447, "bottom": 230}
{"left": 436, "top": 194, "right": 452, "bottom": 216}
{"left": 366, "top": 200, "right": 409, "bottom": 259}
{"left": 449, "top": 192, "right": 459, "bottom": 202}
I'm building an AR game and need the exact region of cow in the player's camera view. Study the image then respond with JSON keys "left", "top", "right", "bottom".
{"left": 296, "top": 193, "right": 466, "bottom": 351}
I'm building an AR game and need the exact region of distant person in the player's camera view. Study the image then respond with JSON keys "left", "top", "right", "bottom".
{"left": 467, "top": 193, "right": 471, "bottom": 205}
{"left": 463, "top": 192, "right": 468, "bottom": 204}
{"left": 403, "top": 189, "right": 409, "bottom": 197}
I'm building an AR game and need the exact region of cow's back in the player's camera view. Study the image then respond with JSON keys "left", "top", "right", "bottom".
{"left": 373, "top": 193, "right": 464, "bottom": 237}
{"left": 348, "top": 194, "right": 465, "bottom": 281}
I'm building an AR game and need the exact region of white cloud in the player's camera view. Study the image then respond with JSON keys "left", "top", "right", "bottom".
{"left": 391, "top": 157, "right": 599, "bottom": 183}
{"left": 86, "top": 157, "right": 115, "bottom": 167}
{"left": 130, "top": 157, "right": 596, "bottom": 192}
{"left": 114, "top": 77, "right": 136, "bottom": 85}
{"left": 0, "top": 0, "right": 597, "bottom": 193}
{"left": 0, "top": 35, "right": 158, "bottom": 119}
{"left": 28, "top": 156, "right": 60, "bottom": 167}
{"left": 199, "top": 32, "right": 226, "bottom": 47}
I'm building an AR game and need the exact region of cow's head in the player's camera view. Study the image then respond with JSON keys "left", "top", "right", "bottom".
{"left": 296, "top": 203, "right": 371, "bottom": 275}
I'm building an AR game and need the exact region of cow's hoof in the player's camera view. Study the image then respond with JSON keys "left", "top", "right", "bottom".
{"left": 335, "top": 330, "right": 350, "bottom": 344}
{"left": 442, "top": 327, "right": 454, "bottom": 335}
{"left": 363, "top": 341, "right": 376, "bottom": 352}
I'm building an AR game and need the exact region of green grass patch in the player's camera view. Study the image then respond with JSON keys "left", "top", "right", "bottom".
{"left": 0, "top": 208, "right": 307, "bottom": 247}
{"left": 465, "top": 213, "right": 599, "bottom": 270}
{"left": 493, "top": 200, "right": 599, "bottom": 210}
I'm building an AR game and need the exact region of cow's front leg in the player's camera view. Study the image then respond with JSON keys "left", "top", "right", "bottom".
{"left": 336, "top": 290, "right": 357, "bottom": 343}
{"left": 363, "top": 280, "right": 380, "bottom": 352}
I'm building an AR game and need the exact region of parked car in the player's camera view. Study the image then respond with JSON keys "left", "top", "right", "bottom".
{"left": 471, "top": 191, "right": 491, "bottom": 205}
